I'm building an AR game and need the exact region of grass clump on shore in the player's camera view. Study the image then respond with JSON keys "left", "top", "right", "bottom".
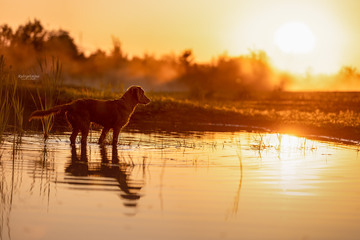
{"left": 0, "top": 56, "right": 11, "bottom": 140}
{"left": 30, "top": 57, "right": 63, "bottom": 140}
{"left": 0, "top": 55, "right": 25, "bottom": 141}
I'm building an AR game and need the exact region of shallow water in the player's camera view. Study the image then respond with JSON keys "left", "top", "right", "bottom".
{"left": 0, "top": 130, "right": 360, "bottom": 240}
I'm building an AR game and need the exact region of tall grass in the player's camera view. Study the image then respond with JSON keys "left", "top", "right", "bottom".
{"left": 11, "top": 73, "right": 24, "bottom": 135}
{"left": 0, "top": 59, "right": 11, "bottom": 141}
{"left": 31, "top": 57, "right": 63, "bottom": 140}
{"left": 0, "top": 55, "right": 24, "bottom": 142}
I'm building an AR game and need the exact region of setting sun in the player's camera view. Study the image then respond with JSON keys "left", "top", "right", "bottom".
{"left": 274, "top": 22, "right": 316, "bottom": 54}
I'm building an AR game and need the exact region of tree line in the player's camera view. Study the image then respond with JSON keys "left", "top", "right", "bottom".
{"left": 3, "top": 19, "right": 358, "bottom": 95}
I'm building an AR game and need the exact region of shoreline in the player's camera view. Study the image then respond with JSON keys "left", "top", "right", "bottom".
{"left": 6, "top": 85, "right": 360, "bottom": 145}
{"left": 127, "top": 120, "right": 360, "bottom": 146}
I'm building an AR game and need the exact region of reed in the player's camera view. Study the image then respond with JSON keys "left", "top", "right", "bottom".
{"left": 0, "top": 87, "right": 11, "bottom": 141}
{"left": 30, "top": 57, "right": 63, "bottom": 140}
{"left": 0, "top": 56, "right": 11, "bottom": 141}
{"left": 10, "top": 73, "right": 24, "bottom": 134}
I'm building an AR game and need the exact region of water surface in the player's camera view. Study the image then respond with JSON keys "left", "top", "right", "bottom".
{"left": 1, "top": 130, "right": 360, "bottom": 240}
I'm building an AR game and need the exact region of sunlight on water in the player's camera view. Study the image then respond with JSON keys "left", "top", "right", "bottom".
{"left": 0, "top": 131, "right": 360, "bottom": 240}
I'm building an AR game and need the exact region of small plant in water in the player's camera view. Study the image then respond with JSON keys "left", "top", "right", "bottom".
{"left": 11, "top": 74, "right": 24, "bottom": 134}
{"left": 251, "top": 133, "right": 268, "bottom": 151}
{"left": 275, "top": 133, "right": 282, "bottom": 151}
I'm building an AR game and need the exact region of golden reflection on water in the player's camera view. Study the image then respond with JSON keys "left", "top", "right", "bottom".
{"left": 0, "top": 131, "right": 360, "bottom": 240}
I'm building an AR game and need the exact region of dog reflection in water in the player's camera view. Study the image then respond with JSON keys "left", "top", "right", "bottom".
{"left": 65, "top": 145, "right": 143, "bottom": 209}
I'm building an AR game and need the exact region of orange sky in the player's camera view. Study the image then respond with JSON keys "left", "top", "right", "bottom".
{"left": 1, "top": 0, "right": 360, "bottom": 74}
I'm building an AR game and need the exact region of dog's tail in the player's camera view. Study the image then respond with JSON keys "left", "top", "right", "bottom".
{"left": 29, "top": 103, "right": 70, "bottom": 122}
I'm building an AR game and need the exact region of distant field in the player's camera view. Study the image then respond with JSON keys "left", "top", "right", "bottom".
{"left": 132, "top": 91, "right": 360, "bottom": 141}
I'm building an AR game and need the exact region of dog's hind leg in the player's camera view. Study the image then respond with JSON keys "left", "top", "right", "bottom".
{"left": 70, "top": 128, "right": 80, "bottom": 145}
{"left": 66, "top": 112, "right": 80, "bottom": 145}
{"left": 98, "top": 127, "right": 110, "bottom": 145}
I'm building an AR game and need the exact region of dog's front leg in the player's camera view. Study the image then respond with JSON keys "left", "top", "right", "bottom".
{"left": 80, "top": 125, "right": 90, "bottom": 146}
{"left": 112, "top": 127, "right": 121, "bottom": 146}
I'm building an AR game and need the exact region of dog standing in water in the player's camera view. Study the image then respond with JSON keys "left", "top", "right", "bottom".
{"left": 29, "top": 86, "right": 150, "bottom": 145}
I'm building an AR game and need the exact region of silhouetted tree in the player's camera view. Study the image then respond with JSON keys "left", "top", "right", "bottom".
{"left": 179, "top": 49, "right": 194, "bottom": 69}
{"left": 12, "top": 19, "right": 45, "bottom": 51}
{"left": 339, "top": 66, "right": 358, "bottom": 79}
{"left": 111, "top": 36, "right": 126, "bottom": 61}
{"left": 0, "top": 19, "right": 294, "bottom": 93}
{"left": 0, "top": 24, "right": 13, "bottom": 47}
{"left": 45, "top": 30, "right": 79, "bottom": 59}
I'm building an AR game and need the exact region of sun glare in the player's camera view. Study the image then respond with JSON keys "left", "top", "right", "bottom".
{"left": 274, "top": 22, "right": 316, "bottom": 54}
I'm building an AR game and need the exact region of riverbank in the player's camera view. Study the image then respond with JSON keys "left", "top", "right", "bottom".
{"left": 129, "top": 94, "right": 360, "bottom": 143}
{"left": 11, "top": 84, "right": 360, "bottom": 143}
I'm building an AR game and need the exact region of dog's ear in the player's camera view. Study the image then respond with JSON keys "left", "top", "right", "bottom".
{"left": 128, "top": 86, "right": 150, "bottom": 104}
{"left": 134, "top": 86, "right": 143, "bottom": 102}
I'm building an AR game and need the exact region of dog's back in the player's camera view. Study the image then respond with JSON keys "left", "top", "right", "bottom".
{"left": 68, "top": 99, "right": 128, "bottom": 127}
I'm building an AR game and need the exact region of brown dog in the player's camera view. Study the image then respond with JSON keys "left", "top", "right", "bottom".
{"left": 29, "top": 86, "right": 150, "bottom": 145}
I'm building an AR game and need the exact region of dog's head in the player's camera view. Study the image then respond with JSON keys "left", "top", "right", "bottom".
{"left": 127, "top": 86, "right": 151, "bottom": 104}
